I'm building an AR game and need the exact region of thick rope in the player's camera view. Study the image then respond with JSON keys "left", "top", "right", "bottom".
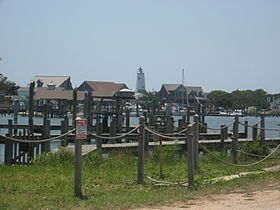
{"left": 195, "top": 137, "right": 280, "bottom": 167}
{"left": 145, "top": 174, "right": 188, "bottom": 185}
{"left": 144, "top": 126, "right": 188, "bottom": 140}
{"left": 88, "top": 126, "right": 140, "bottom": 140}
{"left": 198, "top": 120, "right": 235, "bottom": 131}
{"left": 238, "top": 149, "right": 280, "bottom": 159}
{"left": 0, "top": 129, "right": 75, "bottom": 143}
{"left": 238, "top": 121, "right": 280, "bottom": 132}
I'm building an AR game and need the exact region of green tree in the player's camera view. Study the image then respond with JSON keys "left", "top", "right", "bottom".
{"left": 0, "top": 74, "right": 19, "bottom": 95}
{"left": 208, "top": 90, "right": 232, "bottom": 109}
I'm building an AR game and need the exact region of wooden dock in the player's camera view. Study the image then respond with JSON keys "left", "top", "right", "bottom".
{"left": 63, "top": 137, "right": 280, "bottom": 156}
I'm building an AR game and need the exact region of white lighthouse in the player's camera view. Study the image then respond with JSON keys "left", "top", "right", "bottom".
{"left": 136, "top": 67, "right": 146, "bottom": 92}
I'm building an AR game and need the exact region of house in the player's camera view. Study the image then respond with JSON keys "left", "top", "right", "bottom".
{"left": 77, "top": 81, "right": 128, "bottom": 99}
{"left": 270, "top": 98, "right": 280, "bottom": 111}
{"left": 30, "top": 76, "right": 72, "bottom": 90}
{"left": 33, "top": 86, "right": 86, "bottom": 115}
{"left": 159, "top": 84, "right": 208, "bottom": 108}
{"left": 159, "top": 84, "right": 187, "bottom": 104}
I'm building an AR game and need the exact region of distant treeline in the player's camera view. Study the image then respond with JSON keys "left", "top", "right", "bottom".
{"left": 207, "top": 89, "right": 270, "bottom": 111}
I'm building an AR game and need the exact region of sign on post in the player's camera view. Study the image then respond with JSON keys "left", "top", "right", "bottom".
{"left": 76, "top": 118, "right": 87, "bottom": 139}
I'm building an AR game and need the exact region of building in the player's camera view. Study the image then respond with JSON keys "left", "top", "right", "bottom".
{"left": 33, "top": 87, "right": 86, "bottom": 115}
{"left": 159, "top": 84, "right": 208, "bottom": 108}
{"left": 270, "top": 98, "right": 280, "bottom": 111}
{"left": 136, "top": 67, "right": 146, "bottom": 92}
{"left": 77, "top": 81, "right": 128, "bottom": 98}
{"left": 30, "top": 76, "right": 72, "bottom": 90}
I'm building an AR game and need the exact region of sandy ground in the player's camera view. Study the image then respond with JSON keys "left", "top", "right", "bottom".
{"left": 138, "top": 188, "right": 280, "bottom": 210}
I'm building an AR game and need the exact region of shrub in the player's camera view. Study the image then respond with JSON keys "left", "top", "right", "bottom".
{"left": 33, "top": 147, "right": 74, "bottom": 166}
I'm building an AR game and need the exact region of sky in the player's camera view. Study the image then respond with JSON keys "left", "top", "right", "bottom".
{"left": 0, "top": 0, "right": 279, "bottom": 93}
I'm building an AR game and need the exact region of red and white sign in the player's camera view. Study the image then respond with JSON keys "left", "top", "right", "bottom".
{"left": 76, "top": 118, "right": 87, "bottom": 139}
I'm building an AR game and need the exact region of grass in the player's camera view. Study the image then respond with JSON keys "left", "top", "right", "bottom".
{"left": 0, "top": 145, "right": 280, "bottom": 210}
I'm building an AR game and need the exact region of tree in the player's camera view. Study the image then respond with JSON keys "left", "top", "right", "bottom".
{"left": 0, "top": 74, "right": 19, "bottom": 95}
{"left": 207, "top": 90, "right": 232, "bottom": 109}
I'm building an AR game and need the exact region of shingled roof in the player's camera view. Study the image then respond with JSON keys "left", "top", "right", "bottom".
{"left": 31, "top": 76, "right": 71, "bottom": 89}
{"left": 79, "top": 81, "right": 127, "bottom": 92}
{"left": 34, "top": 88, "right": 86, "bottom": 100}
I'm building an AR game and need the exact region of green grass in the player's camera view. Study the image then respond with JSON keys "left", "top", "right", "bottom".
{"left": 0, "top": 145, "right": 280, "bottom": 210}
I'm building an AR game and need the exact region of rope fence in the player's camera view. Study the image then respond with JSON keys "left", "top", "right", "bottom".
{"left": 0, "top": 129, "right": 75, "bottom": 143}
{"left": 238, "top": 121, "right": 280, "bottom": 131}
{"left": 195, "top": 137, "right": 280, "bottom": 167}
{"left": 88, "top": 126, "right": 140, "bottom": 140}
{"left": 144, "top": 126, "right": 189, "bottom": 140}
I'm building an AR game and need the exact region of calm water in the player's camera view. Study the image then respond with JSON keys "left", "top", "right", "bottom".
{"left": 1, "top": 114, "right": 280, "bottom": 163}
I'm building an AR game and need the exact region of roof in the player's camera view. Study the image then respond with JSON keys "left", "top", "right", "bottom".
{"left": 186, "top": 86, "right": 203, "bottom": 93}
{"left": 31, "top": 76, "right": 70, "bottom": 88}
{"left": 17, "top": 87, "right": 29, "bottom": 91}
{"left": 162, "top": 84, "right": 183, "bottom": 93}
{"left": 34, "top": 88, "right": 86, "bottom": 100}
{"left": 83, "top": 81, "right": 127, "bottom": 92}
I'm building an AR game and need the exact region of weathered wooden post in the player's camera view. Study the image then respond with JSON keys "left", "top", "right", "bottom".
{"left": 220, "top": 124, "right": 226, "bottom": 150}
{"left": 72, "top": 88, "right": 77, "bottom": 126}
{"left": 159, "top": 137, "right": 163, "bottom": 178}
{"left": 28, "top": 81, "right": 35, "bottom": 134}
{"left": 95, "top": 116, "right": 102, "bottom": 149}
{"left": 260, "top": 113, "right": 265, "bottom": 145}
{"left": 4, "top": 119, "right": 13, "bottom": 165}
{"left": 41, "top": 104, "right": 50, "bottom": 152}
{"left": 125, "top": 108, "right": 130, "bottom": 131}
{"left": 244, "top": 120, "right": 248, "bottom": 138}
{"left": 193, "top": 114, "right": 199, "bottom": 170}
{"left": 61, "top": 120, "right": 66, "bottom": 146}
{"left": 138, "top": 116, "right": 145, "bottom": 184}
{"left": 74, "top": 118, "right": 87, "bottom": 198}
{"left": 109, "top": 116, "right": 117, "bottom": 143}
{"left": 186, "top": 108, "right": 190, "bottom": 124}
{"left": 186, "top": 124, "right": 194, "bottom": 186}
{"left": 232, "top": 115, "right": 239, "bottom": 164}
{"left": 87, "top": 90, "right": 93, "bottom": 127}
{"left": 252, "top": 123, "right": 258, "bottom": 140}
{"left": 136, "top": 103, "right": 139, "bottom": 117}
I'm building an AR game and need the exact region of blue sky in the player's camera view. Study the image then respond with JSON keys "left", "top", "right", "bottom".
{"left": 0, "top": 0, "right": 279, "bottom": 93}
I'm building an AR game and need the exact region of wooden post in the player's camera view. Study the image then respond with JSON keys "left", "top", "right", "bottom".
{"left": 220, "top": 124, "right": 226, "bottom": 150}
{"left": 125, "top": 108, "right": 130, "bottom": 132}
{"left": 193, "top": 114, "right": 199, "bottom": 170}
{"left": 28, "top": 81, "right": 35, "bottom": 134}
{"left": 87, "top": 91, "right": 93, "bottom": 127}
{"left": 109, "top": 116, "right": 117, "bottom": 143}
{"left": 260, "top": 114, "right": 265, "bottom": 145}
{"left": 201, "top": 105, "right": 205, "bottom": 123}
{"left": 41, "top": 104, "right": 49, "bottom": 153}
{"left": 136, "top": 103, "right": 139, "bottom": 117}
{"left": 72, "top": 88, "right": 77, "bottom": 126}
{"left": 95, "top": 116, "right": 102, "bottom": 149}
{"left": 186, "top": 108, "right": 190, "bottom": 124}
{"left": 61, "top": 120, "right": 66, "bottom": 146}
{"left": 4, "top": 119, "right": 13, "bottom": 165}
{"left": 232, "top": 115, "right": 239, "bottom": 164}
{"left": 74, "top": 118, "right": 87, "bottom": 198}
{"left": 252, "top": 123, "right": 258, "bottom": 140}
{"left": 138, "top": 116, "right": 145, "bottom": 184}
{"left": 244, "top": 120, "right": 248, "bottom": 138}
{"left": 186, "top": 124, "right": 194, "bottom": 186}
{"left": 159, "top": 137, "right": 163, "bottom": 178}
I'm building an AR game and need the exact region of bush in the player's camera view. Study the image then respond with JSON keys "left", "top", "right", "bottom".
{"left": 33, "top": 147, "right": 74, "bottom": 166}
{"left": 83, "top": 150, "right": 104, "bottom": 167}
{"left": 241, "top": 141, "right": 270, "bottom": 157}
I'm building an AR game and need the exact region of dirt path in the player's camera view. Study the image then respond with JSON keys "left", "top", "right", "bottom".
{"left": 138, "top": 188, "right": 280, "bottom": 210}
{"left": 137, "top": 166, "right": 280, "bottom": 210}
